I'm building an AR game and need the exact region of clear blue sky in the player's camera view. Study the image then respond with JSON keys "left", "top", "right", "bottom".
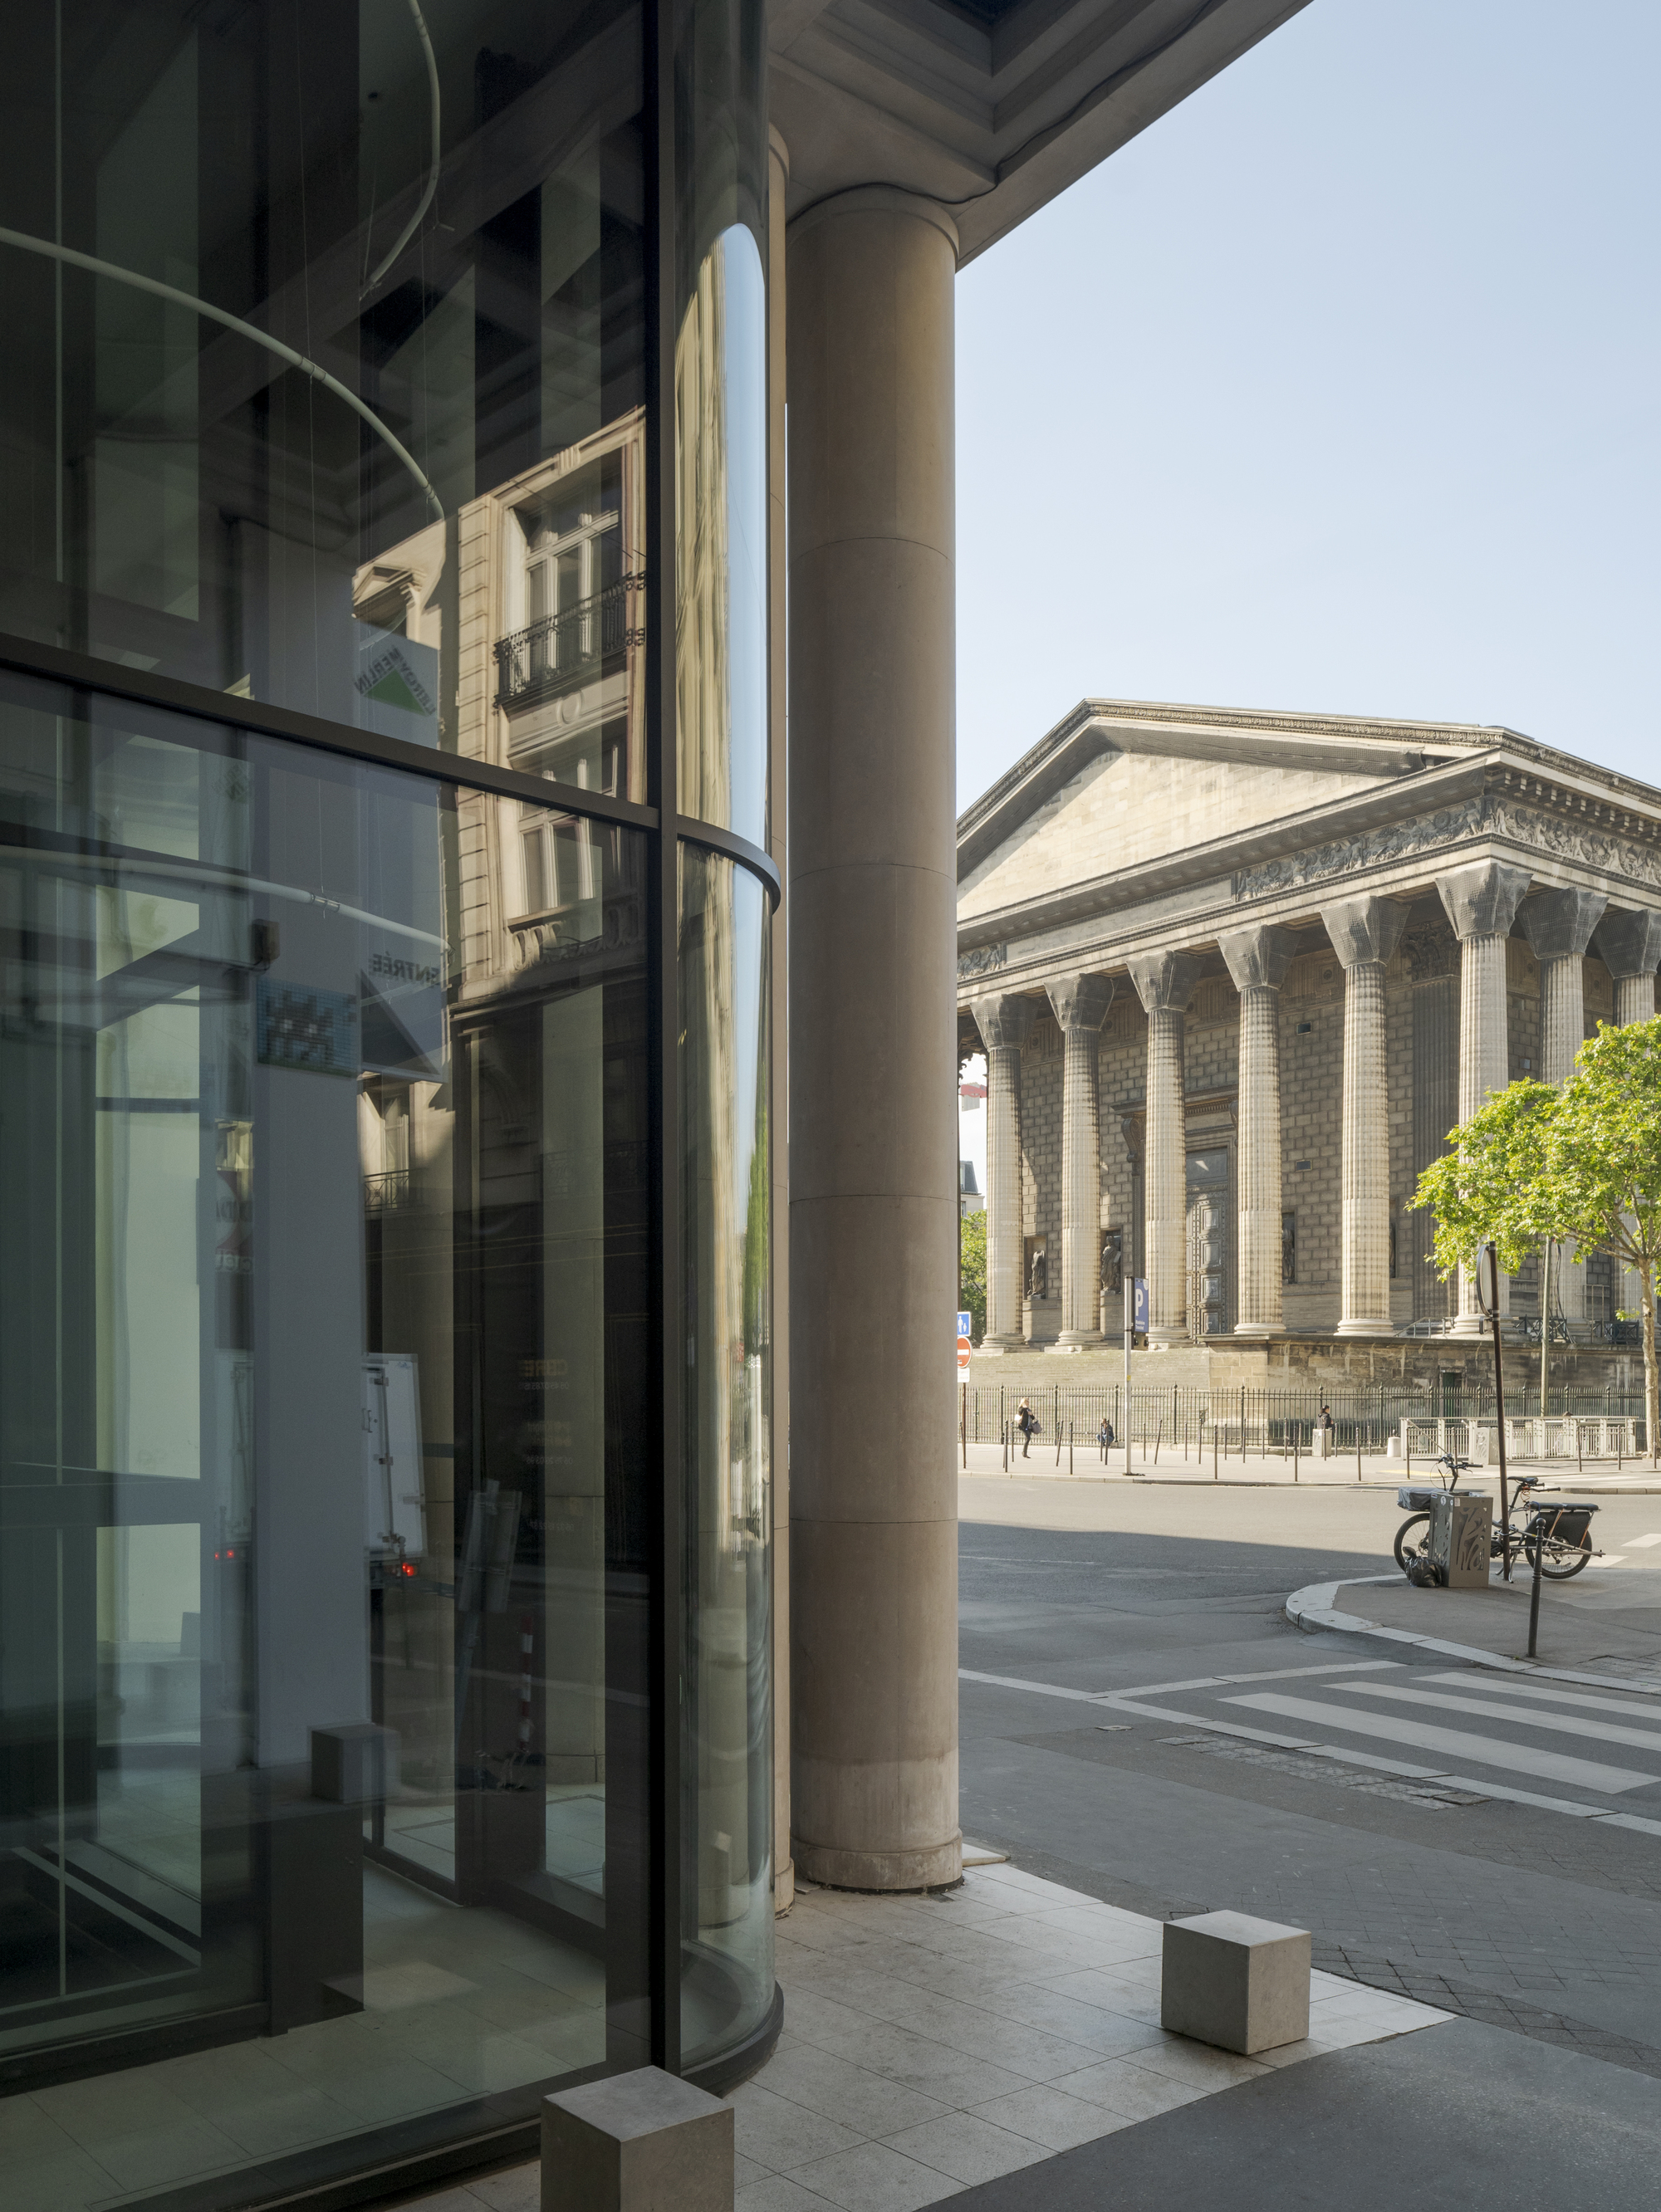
{"left": 955, "top": 0, "right": 1660, "bottom": 812}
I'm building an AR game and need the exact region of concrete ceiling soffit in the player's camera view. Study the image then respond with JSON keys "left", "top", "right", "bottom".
{"left": 771, "top": 0, "right": 1316, "bottom": 263}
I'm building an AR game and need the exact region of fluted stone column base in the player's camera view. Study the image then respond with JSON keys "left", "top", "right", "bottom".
{"left": 1323, "top": 896, "right": 1407, "bottom": 1338}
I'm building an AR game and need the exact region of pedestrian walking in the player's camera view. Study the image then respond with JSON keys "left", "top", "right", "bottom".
{"left": 1319, "top": 1402, "right": 1334, "bottom": 1432}
{"left": 1097, "top": 1416, "right": 1113, "bottom": 1452}
{"left": 1017, "top": 1397, "right": 1037, "bottom": 1457}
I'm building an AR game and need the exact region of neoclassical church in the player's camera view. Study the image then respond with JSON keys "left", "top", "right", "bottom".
{"left": 957, "top": 699, "right": 1661, "bottom": 1390}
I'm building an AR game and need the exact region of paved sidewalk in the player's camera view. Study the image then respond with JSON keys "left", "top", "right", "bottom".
{"left": 938, "top": 2014, "right": 1661, "bottom": 2212}
{"left": 1289, "top": 1567, "right": 1661, "bottom": 1683}
{"left": 398, "top": 1864, "right": 1442, "bottom": 2212}
{"left": 962, "top": 1439, "right": 1661, "bottom": 1491}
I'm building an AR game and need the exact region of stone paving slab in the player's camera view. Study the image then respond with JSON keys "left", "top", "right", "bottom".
{"left": 395, "top": 1864, "right": 1443, "bottom": 2212}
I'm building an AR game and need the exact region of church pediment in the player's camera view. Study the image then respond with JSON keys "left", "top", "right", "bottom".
{"left": 957, "top": 699, "right": 1493, "bottom": 922}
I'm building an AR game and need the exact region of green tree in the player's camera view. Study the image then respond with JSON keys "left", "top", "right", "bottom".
{"left": 959, "top": 1206, "right": 987, "bottom": 1344}
{"left": 1409, "top": 1015, "right": 1661, "bottom": 1463}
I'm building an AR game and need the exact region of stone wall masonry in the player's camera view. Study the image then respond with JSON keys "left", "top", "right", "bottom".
{"left": 1279, "top": 958, "right": 1343, "bottom": 1330}
{"left": 1384, "top": 954, "right": 1414, "bottom": 1324}
{"left": 1019, "top": 1015, "right": 1062, "bottom": 1248}
{"left": 1098, "top": 1001, "right": 1145, "bottom": 1280}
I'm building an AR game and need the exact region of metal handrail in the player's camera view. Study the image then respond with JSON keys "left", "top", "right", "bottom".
{"left": 494, "top": 577, "right": 644, "bottom": 707}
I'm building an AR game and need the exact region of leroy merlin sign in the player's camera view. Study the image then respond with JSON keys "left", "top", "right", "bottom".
{"left": 355, "top": 626, "right": 439, "bottom": 746}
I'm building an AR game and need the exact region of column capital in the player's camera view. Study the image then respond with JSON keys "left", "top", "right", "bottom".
{"left": 968, "top": 992, "right": 1036, "bottom": 1053}
{"left": 1435, "top": 859, "right": 1530, "bottom": 942}
{"left": 1517, "top": 887, "right": 1606, "bottom": 963}
{"left": 1126, "top": 949, "right": 1203, "bottom": 1016}
{"left": 1218, "top": 923, "right": 1296, "bottom": 995}
{"left": 1046, "top": 973, "right": 1115, "bottom": 1033}
{"left": 1320, "top": 895, "right": 1409, "bottom": 971}
{"left": 1592, "top": 906, "right": 1661, "bottom": 981}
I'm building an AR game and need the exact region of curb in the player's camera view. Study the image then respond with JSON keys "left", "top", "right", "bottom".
{"left": 1285, "top": 1576, "right": 1661, "bottom": 1697}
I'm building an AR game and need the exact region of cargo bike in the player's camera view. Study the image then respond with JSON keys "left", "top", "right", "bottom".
{"left": 1394, "top": 1454, "right": 1599, "bottom": 1582}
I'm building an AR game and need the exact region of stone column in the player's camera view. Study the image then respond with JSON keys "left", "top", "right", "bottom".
{"left": 1438, "top": 861, "right": 1531, "bottom": 1334}
{"left": 1219, "top": 925, "right": 1296, "bottom": 1338}
{"left": 1595, "top": 908, "right": 1661, "bottom": 1028}
{"left": 1519, "top": 888, "right": 1606, "bottom": 1324}
{"left": 1046, "top": 974, "right": 1115, "bottom": 1348}
{"left": 1592, "top": 908, "right": 1661, "bottom": 1319}
{"left": 1126, "top": 952, "right": 1203, "bottom": 1348}
{"left": 1321, "top": 897, "right": 1409, "bottom": 1336}
{"left": 788, "top": 187, "right": 961, "bottom": 1891}
{"left": 972, "top": 994, "right": 1036, "bottom": 1350}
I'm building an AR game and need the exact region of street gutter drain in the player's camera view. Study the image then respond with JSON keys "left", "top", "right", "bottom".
{"left": 1156, "top": 1735, "right": 1489, "bottom": 1808}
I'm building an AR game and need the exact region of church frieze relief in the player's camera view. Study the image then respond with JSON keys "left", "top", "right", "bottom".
{"left": 1232, "top": 794, "right": 1661, "bottom": 903}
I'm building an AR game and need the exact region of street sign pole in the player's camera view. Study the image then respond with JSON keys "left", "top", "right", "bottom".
{"left": 1123, "top": 1276, "right": 1134, "bottom": 1476}
{"left": 1477, "top": 1242, "right": 1513, "bottom": 1583}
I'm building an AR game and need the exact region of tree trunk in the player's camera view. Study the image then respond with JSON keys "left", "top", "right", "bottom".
{"left": 1643, "top": 1260, "right": 1659, "bottom": 1469}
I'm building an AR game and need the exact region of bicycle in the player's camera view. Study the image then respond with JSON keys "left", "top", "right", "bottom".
{"left": 1394, "top": 1454, "right": 1598, "bottom": 1581}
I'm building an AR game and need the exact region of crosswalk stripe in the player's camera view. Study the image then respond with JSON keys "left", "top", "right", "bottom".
{"left": 1223, "top": 1691, "right": 1659, "bottom": 1794}
{"left": 1421, "top": 1672, "right": 1661, "bottom": 1723}
{"left": 1329, "top": 1680, "right": 1661, "bottom": 1752}
{"left": 1626, "top": 1534, "right": 1661, "bottom": 1549}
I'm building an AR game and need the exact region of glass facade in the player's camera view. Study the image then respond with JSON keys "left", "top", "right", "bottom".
{"left": 0, "top": 2, "right": 774, "bottom": 2206}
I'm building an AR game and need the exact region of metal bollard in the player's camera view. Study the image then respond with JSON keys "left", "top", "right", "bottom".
{"left": 1527, "top": 1510, "right": 1546, "bottom": 1657}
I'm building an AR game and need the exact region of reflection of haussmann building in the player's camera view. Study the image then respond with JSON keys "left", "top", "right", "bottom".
{"left": 959, "top": 700, "right": 1661, "bottom": 1392}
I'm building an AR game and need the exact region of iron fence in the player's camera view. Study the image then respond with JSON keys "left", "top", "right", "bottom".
{"left": 961, "top": 1380, "right": 1651, "bottom": 1461}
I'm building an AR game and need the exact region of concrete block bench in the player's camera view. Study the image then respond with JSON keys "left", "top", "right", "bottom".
{"left": 1160, "top": 1910, "right": 1311, "bottom": 2055}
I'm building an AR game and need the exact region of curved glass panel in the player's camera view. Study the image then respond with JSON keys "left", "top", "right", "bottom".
{"left": 0, "top": 0, "right": 648, "bottom": 800}
{"left": 0, "top": 663, "right": 652, "bottom": 2208}
{"left": 673, "top": 0, "right": 767, "bottom": 848}
{"left": 674, "top": 224, "right": 767, "bottom": 849}
{"left": 678, "top": 845, "right": 772, "bottom": 2068}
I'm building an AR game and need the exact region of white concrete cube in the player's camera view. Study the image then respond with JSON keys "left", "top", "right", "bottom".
{"left": 1161, "top": 1910, "right": 1311, "bottom": 2055}
{"left": 541, "top": 2068, "right": 733, "bottom": 2212}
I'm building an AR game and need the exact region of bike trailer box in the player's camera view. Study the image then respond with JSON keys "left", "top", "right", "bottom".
{"left": 1428, "top": 1490, "right": 1492, "bottom": 1588}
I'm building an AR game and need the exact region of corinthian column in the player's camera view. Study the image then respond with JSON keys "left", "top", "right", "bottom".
{"left": 1321, "top": 896, "right": 1409, "bottom": 1336}
{"left": 1594, "top": 908, "right": 1661, "bottom": 1028}
{"left": 1592, "top": 908, "right": 1661, "bottom": 1318}
{"left": 1126, "top": 951, "right": 1203, "bottom": 1348}
{"left": 971, "top": 993, "right": 1036, "bottom": 1349}
{"left": 1438, "top": 861, "right": 1531, "bottom": 1334}
{"left": 1220, "top": 924, "right": 1296, "bottom": 1338}
{"left": 1519, "top": 888, "right": 1606, "bottom": 1323}
{"left": 1046, "top": 974, "right": 1115, "bottom": 1348}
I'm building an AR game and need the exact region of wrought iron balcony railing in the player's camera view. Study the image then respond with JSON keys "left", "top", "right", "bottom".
{"left": 493, "top": 578, "right": 643, "bottom": 708}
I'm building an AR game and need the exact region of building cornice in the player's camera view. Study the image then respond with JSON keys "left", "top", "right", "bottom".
{"left": 956, "top": 750, "right": 1661, "bottom": 993}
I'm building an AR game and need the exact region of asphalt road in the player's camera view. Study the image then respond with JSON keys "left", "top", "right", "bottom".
{"left": 958, "top": 1476, "right": 1661, "bottom": 2066}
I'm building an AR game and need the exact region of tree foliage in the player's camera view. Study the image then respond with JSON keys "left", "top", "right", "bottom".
{"left": 1409, "top": 1015, "right": 1661, "bottom": 1461}
{"left": 959, "top": 1206, "right": 987, "bottom": 1343}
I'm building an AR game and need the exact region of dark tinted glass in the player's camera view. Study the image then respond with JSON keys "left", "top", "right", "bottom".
{"left": 0, "top": 666, "right": 650, "bottom": 2207}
